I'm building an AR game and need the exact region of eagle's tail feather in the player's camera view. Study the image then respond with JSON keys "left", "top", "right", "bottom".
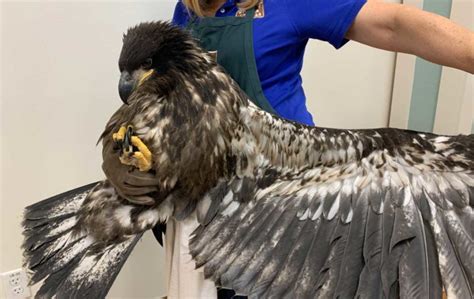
{"left": 35, "top": 233, "right": 142, "bottom": 299}
{"left": 23, "top": 183, "right": 98, "bottom": 281}
{"left": 22, "top": 182, "right": 143, "bottom": 299}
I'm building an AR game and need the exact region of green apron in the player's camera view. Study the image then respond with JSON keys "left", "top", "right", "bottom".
{"left": 187, "top": 7, "right": 277, "bottom": 114}
{"left": 156, "top": 8, "right": 273, "bottom": 299}
{"left": 186, "top": 7, "right": 271, "bottom": 299}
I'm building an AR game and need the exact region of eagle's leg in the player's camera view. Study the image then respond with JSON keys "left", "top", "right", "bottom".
{"left": 131, "top": 136, "right": 152, "bottom": 171}
{"left": 112, "top": 125, "right": 153, "bottom": 171}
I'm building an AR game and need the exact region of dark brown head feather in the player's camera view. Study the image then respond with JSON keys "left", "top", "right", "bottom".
{"left": 119, "top": 21, "right": 208, "bottom": 75}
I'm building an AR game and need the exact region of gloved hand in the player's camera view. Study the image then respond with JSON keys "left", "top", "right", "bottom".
{"left": 102, "top": 143, "right": 160, "bottom": 205}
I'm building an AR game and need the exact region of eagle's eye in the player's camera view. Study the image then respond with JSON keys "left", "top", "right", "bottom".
{"left": 141, "top": 58, "right": 153, "bottom": 69}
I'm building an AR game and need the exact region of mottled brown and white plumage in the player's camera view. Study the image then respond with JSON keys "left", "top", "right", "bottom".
{"left": 23, "top": 21, "right": 473, "bottom": 298}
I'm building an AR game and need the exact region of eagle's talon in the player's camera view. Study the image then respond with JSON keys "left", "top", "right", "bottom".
{"left": 131, "top": 136, "right": 152, "bottom": 161}
{"left": 112, "top": 126, "right": 127, "bottom": 142}
{"left": 123, "top": 145, "right": 133, "bottom": 154}
{"left": 111, "top": 126, "right": 153, "bottom": 171}
{"left": 131, "top": 136, "right": 152, "bottom": 171}
{"left": 133, "top": 151, "right": 152, "bottom": 172}
{"left": 123, "top": 130, "right": 132, "bottom": 153}
{"left": 126, "top": 125, "right": 134, "bottom": 136}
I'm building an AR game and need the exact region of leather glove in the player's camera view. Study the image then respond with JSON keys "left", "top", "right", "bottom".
{"left": 102, "top": 142, "right": 160, "bottom": 205}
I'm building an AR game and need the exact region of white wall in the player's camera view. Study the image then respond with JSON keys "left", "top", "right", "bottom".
{"left": 1, "top": 1, "right": 398, "bottom": 298}
{"left": 302, "top": 2, "right": 401, "bottom": 129}
{"left": 302, "top": 41, "right": 396, "bottom": 129}
{"left": 0, "top": 1, "right": 177, "bottom": 298}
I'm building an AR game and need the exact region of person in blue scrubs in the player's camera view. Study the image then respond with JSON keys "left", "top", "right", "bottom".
{"left": 161, "top": 1, "right": 474, "bottom": 298}
{"left": 173, "top": 0, "right": 364, "bottom": 126}
{"left": 171, "top": 0, "right": 473, "bottom": 127}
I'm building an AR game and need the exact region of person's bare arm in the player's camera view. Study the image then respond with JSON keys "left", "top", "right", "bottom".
{"left": 346, "top": 0, "right": 474, "bottom": 73}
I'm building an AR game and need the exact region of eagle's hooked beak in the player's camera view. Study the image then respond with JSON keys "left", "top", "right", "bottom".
{"left": 118, "top": 69, "right": 154, "bottom": 104}
{"left": 119, "top": 71, "right": 134, "bottom": 104}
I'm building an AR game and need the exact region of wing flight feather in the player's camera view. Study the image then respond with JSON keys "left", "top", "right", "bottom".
{"left": 189, "top": 131, "right": 474, "bottom": 298}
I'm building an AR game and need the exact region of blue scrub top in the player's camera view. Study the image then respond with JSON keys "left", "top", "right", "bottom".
{"left": 173, "top": 0, "right": 367, "bottom": 126}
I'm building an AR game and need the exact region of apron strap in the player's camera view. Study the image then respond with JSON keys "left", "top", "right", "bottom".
{"left": 183, "top": 2, "right": 277, "bottom": 115}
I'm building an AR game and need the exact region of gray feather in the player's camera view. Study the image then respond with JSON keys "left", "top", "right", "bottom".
{"left": 291, "top": 217, "right": 340, "bottom": 298}
{"left": 356, "top": 209, "right": 383, "bottom": 298}
{"left": 233, "top": 212, "right": 306, "bottom": 295}
{"left": 312, "top": 219, "right": 350, "bottom": 298}
{"left": 218, "top": 198, "right": 297, "bottom": 288}
{"left": 429, "top": 213, "right": 472, "bottom": 298}
{"left": 265, "top": 219, "right": 319, "bottom": 297}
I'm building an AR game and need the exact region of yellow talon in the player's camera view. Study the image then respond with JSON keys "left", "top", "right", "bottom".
{"left": 133, "top": 151, "right": 152, "bottom": 172}
{"left": 113, "top": 126, "right": 127, "bottom": 142}
{"left": 131, "top": 136, "right": 152, "bottom": 161}
{"left": 112, "top": 125, "right": 153, "bottom": 171}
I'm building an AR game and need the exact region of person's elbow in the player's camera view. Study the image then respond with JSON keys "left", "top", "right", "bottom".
{"left": 345, "top": 0, "right": 407, "bottom": 53}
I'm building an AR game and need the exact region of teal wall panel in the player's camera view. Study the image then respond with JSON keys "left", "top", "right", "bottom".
{"left": 408, "top": 0, "right": 452, "bottom": 133}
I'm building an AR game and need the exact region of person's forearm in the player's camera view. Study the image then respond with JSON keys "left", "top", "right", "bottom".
{"left": 393, "top": 5, "right": 474, "bottom": 73}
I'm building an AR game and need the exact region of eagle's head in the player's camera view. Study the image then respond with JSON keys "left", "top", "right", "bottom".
{"left": 109, "top": 22, "right": 247, "bottom": 204}
{"left": 118, "top": 21, "right": 210, "bottom": 104}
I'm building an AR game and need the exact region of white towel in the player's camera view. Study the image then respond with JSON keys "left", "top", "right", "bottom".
{"left": 165, "top": 214, "right": 217, "bottom": 299}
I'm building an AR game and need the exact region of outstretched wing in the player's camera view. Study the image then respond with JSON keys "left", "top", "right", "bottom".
{"left": 190, "top": 132, "right": 474, "bottom": 298}
{"left": 22, "top": 180, "right": 169, "bottom": 298}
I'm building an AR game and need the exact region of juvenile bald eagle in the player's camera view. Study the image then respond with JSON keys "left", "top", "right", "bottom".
{"left": 23, "top": 21, "right": 473, "bottom": 299}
